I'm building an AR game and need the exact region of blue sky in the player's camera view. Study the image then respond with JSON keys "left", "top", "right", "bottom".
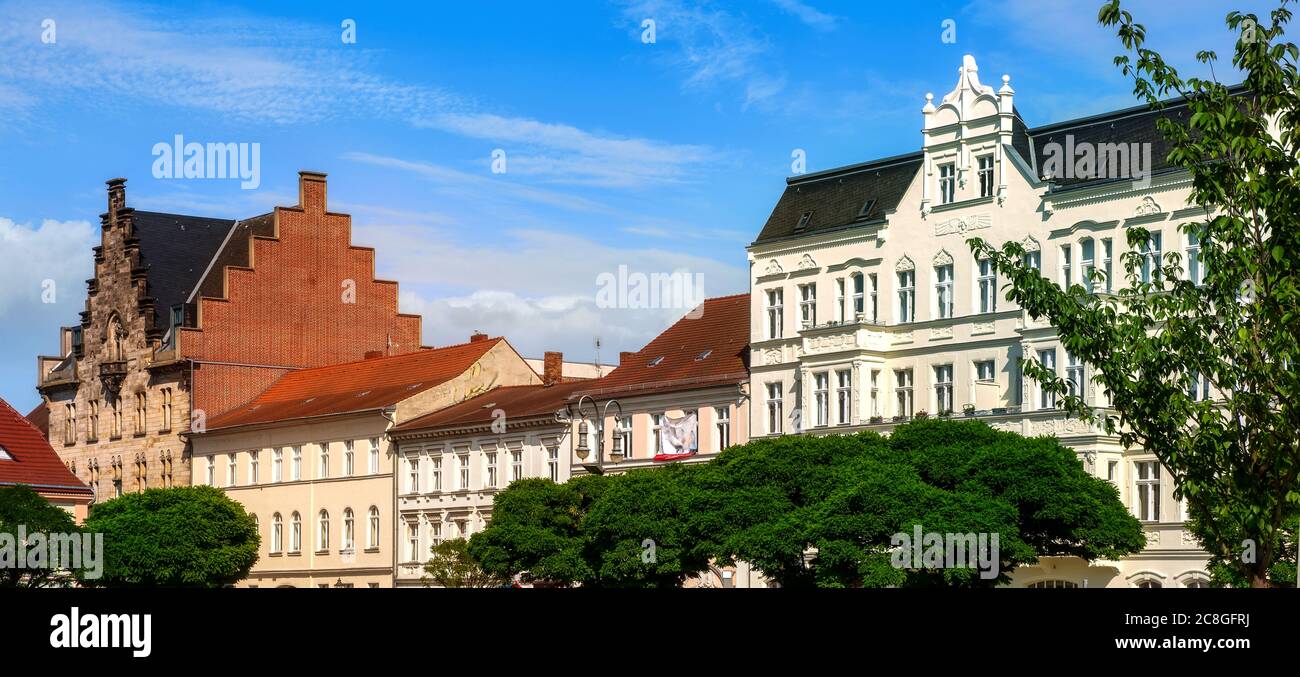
{"left": 0, "top": 0, "right": 1270, "bottom": 412}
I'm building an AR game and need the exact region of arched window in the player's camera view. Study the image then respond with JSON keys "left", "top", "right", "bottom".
{"left": 343, "top": 508, "right": 355, "bottom": 551}
{"left": 290, "top": 512, "right": 302, "bottom": 553}
{"left": 1135, "top": 579, "right": 1162, "bottom": 589}
{"left": 318, "top": 510, "right": 330, "bottom": 551}
{"left": 271, "top": 513, "right": 283, "bottom": 553}
{"left": 1027, "top": 580, "right": 1078, "bottom": 589}
{"left": 367, "top": 506, "right": 380, "bottom": 549}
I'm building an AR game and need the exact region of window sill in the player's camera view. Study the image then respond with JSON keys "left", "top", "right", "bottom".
{"left": 269, "top": 552, "right": 283, "bottom": 558}
{"left": 364, "top": 547, "right": 380, "bottom": 554}
{"left": 287, "top": 551, "right": 302, "bottom": 557}
{"left": 315, "top": 549, "right": 330, "bottom": 556}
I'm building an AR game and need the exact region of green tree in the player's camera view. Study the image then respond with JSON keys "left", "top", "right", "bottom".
{"left": 468, "top": 475, "right": 608, "bottom": 586}
{"left": 422, "top": 538, "right": 504, "bottom": 588}
{"left": 967, "top": 1, "right": 1300, "bottom": 586}
{"left": 0, "top": 485, "right": 81, "bottom": 588}
{"left": 79, "top": 486, "right": 259, "bottom": 587}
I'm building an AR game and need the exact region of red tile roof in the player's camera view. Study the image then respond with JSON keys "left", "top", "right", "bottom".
{"left": 392, "top": 380, "right": 590, "bottom": 433}
{"left": 573, "top": 293, "right": 750, "bottom": 399}
{"left": 25, "top": 402, "right": 49, "bottom": 440}
{"left": 205, "top": 338, "right": 506, "bottom": 431}
{"left": 0, "top": 397, "right": 92, "bottom": 495}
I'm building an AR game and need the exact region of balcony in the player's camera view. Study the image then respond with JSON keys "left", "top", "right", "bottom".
{"left": 99, "top": 360, "right": 128, "bottom": 394}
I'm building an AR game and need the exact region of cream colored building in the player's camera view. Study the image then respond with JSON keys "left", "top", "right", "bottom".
{"left": 188, "top": 335, "right": 540, "bottom": 587}
{"left": 747, "top": 55, "right": 1210, "bottom": 588}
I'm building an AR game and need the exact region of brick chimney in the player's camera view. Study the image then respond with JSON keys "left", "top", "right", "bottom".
{"left": 620, "top": 351, "right": 634, "bottom": 365}
{"left": 543, "top": 351, "right": 563, "bottom": 386}
{"left": 298, "top": 171, "right": 328, "bottom": 213}
{"left": 364, "top": 350, "right": 384, "bottom": 360}
{"left": 469, "top": 331, "right": 489, "bottom": 343}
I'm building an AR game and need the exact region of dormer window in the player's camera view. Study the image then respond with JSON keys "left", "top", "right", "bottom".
{"left": 0, "top": 444, "right": 11, "bottom": 460}
{"left": 794, "top": 211, "right": 813, "bottom": 232}
{"left": 858, "top": 199, "right": 876, "bottom": 219}
{"left": 647, "top": 356, "right": 664, "bottom": 367}
{"left": 694, "top": 350, "right": 712, "bottom": 361}
{"left": 170, "top": 305, "right": 185, "bottom": 329}
{"left": 939, "top": 164, "right": 956, "bottom": 204}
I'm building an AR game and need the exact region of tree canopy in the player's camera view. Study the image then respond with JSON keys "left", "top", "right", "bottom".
{"left": 0, "top": 484, "right": 81, "bottom": 588}
{"left": 470, "top": 419, "right": 1144, "bottom": 587}
{"left": 79, "top": 485, "right": 259, "bottom": 588}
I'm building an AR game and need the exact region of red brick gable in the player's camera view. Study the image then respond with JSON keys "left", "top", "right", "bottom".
{"left": 176, "top": 172, "right": 425, "bottom": 416}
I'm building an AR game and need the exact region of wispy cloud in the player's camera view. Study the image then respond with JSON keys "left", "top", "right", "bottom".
{"left": 415, "top": 113, "right": 718, "bottom": 188}
{"left": 769, "top": 0, "right": 838, "bottom": 31}
{"left": 0, "top": 216, "right": 95, "bottom": 320}
{"left": 619, "top": 0, "right": 788, "bottom": 108}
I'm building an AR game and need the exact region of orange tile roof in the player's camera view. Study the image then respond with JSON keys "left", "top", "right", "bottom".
{"left": 572, "top": 293, "right": 749, "bottom": 399}
{"left": 392, "top": 380, "right": 590, "bottom": 433}
{"left": 205, "top": 338, "right": 504, "bottom": 430}
{"left": 0, "top": 397, "right": 92, "bottom": 495}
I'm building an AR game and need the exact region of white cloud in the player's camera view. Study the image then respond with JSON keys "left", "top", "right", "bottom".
{"left": 0, "top": 216, "right": 95, "bottom": 320}
{"left": 769, "top": 0, "right": 838, "bottom": 31}
{"left": 417, "top": 113, "right": 717, "bottom": 188}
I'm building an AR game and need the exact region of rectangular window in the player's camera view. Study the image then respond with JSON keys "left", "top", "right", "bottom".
{"left": 835, "top": 278, "right": 845, "bottom": 323}
{"left": 616, "top": 416, "right": 633, "bottom": 460}
{"left": 895, "top": 369, "right": 914, "bottom": 417}
{"left": 767, "top": 382, "right": 783, "bottom": 434}
{"left": 975, "top": 360, "right": 995, "bottom": 381}
{"left": 134, "top": 393, "right": 146, "bottom": 435}
{"left": 249, "top": 451, "right": 259, "bottom": 485}
{"left": 547, "top": 447, "right": 559, "bottom": 482}
{"left": 1107, "top": 460, "right": 1118, "bottom": 484}
{"left": 714, "top": 406, "right": 731, "bottom": 450}
{"left": 1024, "top": 249, "right": 1041, "bottom": 271}
{"left": 935, "top": 264, "right": 954, "bottom": 319}
{"left": 369, "top": 439, "right": 381, "bottom": 475}
{"left": 1135, "top": 461, "right": 1161, "bottom": 522}
{"left": 291, "top": 446, "right": 302, "bottom": 481}
{"left": 852, "top": 273, "right": 865, "bottom": 321}
{"left": 1188, "top": 372, "right": 1211, "bottom": 402}
{"left": 977, "top": 258, "right": 996, "bottom": 313}
{"left": 1038, "top": 349, "right": 1057, "bottom": 409}
{"left": 511, "top": 450, "right": 523, "bottom": 482}
{"left": 344, "top": 440, "right": 354, "bottom": 476}
{"left": 836, "top": 369, "right": 852, "bottom": 425}
{"left": 868, "top": 273, "right": 878, "bottom": 322}
{"left": 939, "top": 163, "right": 955, "bottom": 204}
{"left": 160, "top": 388, "right": 173, "bottom": 432}
{"left": 1060, "top": 244, "right": 1073, "bottom": 286}
{"left": 205, "top": 457, "right": 215, "bottom": 486}
{"left": 870, "top": 370, "right": 880, "bottom": 417}
{"left": 485, "top": 452, "right": 498, "bottom": 489}
{"left": 1187, "top": 228, "right": 1203, "bottom": 285}
{"left": 430, "top": 456, "right": 442, "bottom": 491}
{"left": 87, "top": 401, "right": 99, "bottom": 442}
{"left": 318, "top": 442, "right": 329, "bottom": 479}
{"left": 272, "top": 450, "right": 283, "bottom": 483}
{"left": 766, "top": 289, "right": 784, "bottom": 339}
{"left": 227, "top": 453, "right": 237, "bottom": 487}
{"left": 1081, "top": 238, "right": 1096, "bottom": 293}
{"left": 651, "top": 414, "right": 664, "bottom": 454}
{"left": 1140, "top": 232, "right": 1163, "bottom": 284}
{"left": 897, "top": 270, "right": 915, "bottom": 323}
{"left": 934, "top": 364, "right": 954, "bottom": 414}
{"left": 407, "top": 522, "right": 419, "bottom": 562}
{"left": 457, "top": 453, "right": 470, "bottom": 490}
{"left": 813, "top": 372, "right": 829, "bottom": 427}
{"left": 430, "top": 521, "right": 442, "bottom": 548}
{"left": 977, "top": 155, "right": 994, "bottom": 197}
{"left": 408, "top": 456, "right": 420, "bottom": 493}
{"left": 1101, "top": 238, "right": 1113, "bottom": 292}
{"left": 1066, "top": 352, "right": 1085, "bottom": 402}
{"left": 798, "top": 283, "right": 817, "bottom": 329}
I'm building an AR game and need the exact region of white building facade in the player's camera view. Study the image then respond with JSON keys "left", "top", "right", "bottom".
{"left": 747, "top": 55, "right": 1210, "bottom": 588}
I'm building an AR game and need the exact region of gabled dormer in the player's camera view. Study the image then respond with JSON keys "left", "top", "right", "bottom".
{"left": 920, "top": 55, "right": 1017, "bottom": 215}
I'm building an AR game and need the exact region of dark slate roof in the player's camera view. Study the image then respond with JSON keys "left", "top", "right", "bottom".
{"left": 751, "top": 91, "right": 1242, "bottom": 246}
{"left": 752, "top": 152, "right": 922, "bottom": 245}
{"left": 131, "top": 211, "right": 238, "bottom": 326}
{"left": 0, "top": 397, "right": 91, "bottom": 495}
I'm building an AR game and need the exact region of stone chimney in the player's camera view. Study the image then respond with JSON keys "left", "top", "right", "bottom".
{"left": 298, "top": 171, "right": 328, "bottom": 213}
{"left": 469, "top": 331, "right": 489, "bottom": 343}
{"left": 543, "top": 351, "right": 563, "bottom": 386}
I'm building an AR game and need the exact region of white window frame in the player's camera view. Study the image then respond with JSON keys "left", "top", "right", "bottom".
{"left": 897, "top": 270, "right": 915, "bottom": 323}
{"left": 714, "top": 406, "right": 731, "bottom": 450}
{"left": 935, "top": 264, "right": 954, "bottom": 319}
{"left": 1135, "top": 461, "right": 1161, "bottom": 522}
{"left": 836, "top": 369, "right": 852, "bottom": 425}
{"left": 813, "top": 372, "right": 830, "bottom": 427}
{"left": 895, "top": 369, "right": 914, "bottom": 417}
{"left": 1038, "top": 349, "right": 1058, "bottom": 409}
{"left": 798, "top": 283, "right": 817, "bottom": 329}
{"left": 977, "top": 155, "right": 994, "bottom": 198}
{"left": 766, "top": 382, "right": 783, "bottom": 434}
{"left": 934, "top": 364, "right": 954, "bottom": 414}
{"left": 766, "top": 289, "right": 784, "bottom": 339}
{"left": 939, "top": 162, "right": 955, "bottom": 204}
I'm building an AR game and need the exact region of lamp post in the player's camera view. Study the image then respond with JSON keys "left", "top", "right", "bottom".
{"left": 565, "top": 394, "right": 624, "bottom": 475}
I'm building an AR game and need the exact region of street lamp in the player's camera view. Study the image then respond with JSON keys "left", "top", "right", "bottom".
{"left": 565, "top": 394, "right": 624, "bottom": 475}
